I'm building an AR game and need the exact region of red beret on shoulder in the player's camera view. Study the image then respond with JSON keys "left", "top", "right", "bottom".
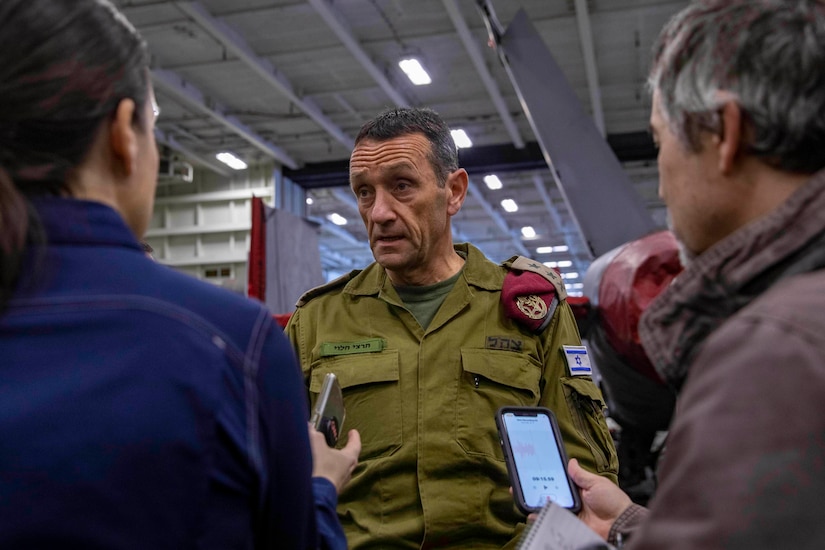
{"left": 501, "top": 257, "right": 567, "bottom": 334}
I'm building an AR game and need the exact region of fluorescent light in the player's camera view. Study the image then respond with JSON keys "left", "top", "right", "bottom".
{"left": 451, "top": 129, "right": 472, "bottom": 149}
{"left": 567, "top": 283, "right": 584, "bottom": 290}
{"left": 327, "top": 213, "right": 347, "bottom": 226}
{"left": 399, "top": 58, "right": 432, "bottom": 85}
{"left": 484, "top": 175, "right": 503, "bottom": 190}
{"left": 543, "top": 261, "right": 558, "bottom": 268}
{"left": 557, "top": 260, "right": 573, "bottom": 268}
{"left": 216, "top": 152, "right": 248, "bottom": 170}
{"left": 537, "top": 245, "right": 570, "bottom": 254}
{"left": 521, "top": 226, "right": 536, "bottom": 239}
{"left": 561, "top": 272, "right": 580, "bottom": 280}
{"left": 306, "top": 197, "right": 314, "bottom": 205}
{"left": 500, "top": 199, "right": 518, "bottom": 213}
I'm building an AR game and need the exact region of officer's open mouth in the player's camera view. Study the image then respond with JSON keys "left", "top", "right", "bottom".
{"left": 375, "top": 236, "right": 403, "bottom": 243}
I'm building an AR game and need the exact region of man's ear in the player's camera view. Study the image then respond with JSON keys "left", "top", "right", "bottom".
{"left": 718, "top": 101, "right": 743, "bottom": 175}
{"left": 445, "top": 168, "right": 468, "bottom": 216}
{"left": 109, "top": 99, "right": 139, "bottom": 177}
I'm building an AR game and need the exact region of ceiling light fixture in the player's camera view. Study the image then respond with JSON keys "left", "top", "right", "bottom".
{"left": 537, "top": 245, "right": 569, "bottom": 254}
{"left": 521, "top": 226, "right": 536, "bottom": 239}
{"left": 399, "top": 58, "right": 432, "bottom": 85}
{"left": 500, "top": 199, "right": 518, "bottom": 213}
{"left": 484, "top": 174, "right": 503, "bottom": 190}
{"left": 327, "top": 213, "right": 347, "bottom": 226}
{"left": 216, "top": 152, "right": 248, "bottom": 170}
{"left": 451, "top": 129, "right": 472, "bottom": 149}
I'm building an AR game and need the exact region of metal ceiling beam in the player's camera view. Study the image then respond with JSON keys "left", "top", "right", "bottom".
{"left": 443, "top": 0, "right": 525, "bottom": 148}
{"left": 285, "top": 133, "right": 657, "bottom": 188}
{"left": 154, "top": 127, "right": 232, "bottom": 177}
{"left": 316, "top": 188, "right": 372, "bottom": 252}
{"left": 466, "top": 177, "right": 529, "bottom": 256}
{"left": 162, "top": 123, "right": 236, "bottom": 176}
{"left": 318, "top": 243, "right": 365, "bottom": 270}
{"left": 302, "top": 0, "right": 537, "bottom": 262}
{"left": 530, "top": 173, "right": 588, "bottom": 276}
{"left": 331, "top": 187, "right": 359, "bottom": 213}
{"left": 478, "top": 3, "right": 655, "bottom": 257}
{"left": 151, "top": 68, "right": 299, "bottom": 169}
{"left": 310, "top": 216, "right": 369, "bottom": 249}
{"left": 306, "top": 0, "right": 410, "bottom": 108}
{"left": 174, "top": 1, "right": 354, "bottom": 150}
{"left": 574, "top": 0, "right": 606, "bottom": 136}
{"left": 333, "top": 93, "right": 363, "bottom": 122}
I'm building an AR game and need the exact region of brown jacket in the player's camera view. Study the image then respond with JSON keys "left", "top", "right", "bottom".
{"left": 613, "top": 170, "right": 825, "bottom": 548}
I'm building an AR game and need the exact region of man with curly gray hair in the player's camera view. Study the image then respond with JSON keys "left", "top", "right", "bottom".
{"left": 565, "top": 1, "right": 825, "bottom": 547}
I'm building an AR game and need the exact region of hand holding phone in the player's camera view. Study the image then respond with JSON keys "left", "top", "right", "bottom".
{"left": 496, "top": 406, "right": 582, "bottom": 514}
{"left": 310, "top": 373, "right": 345, "bottom": 447}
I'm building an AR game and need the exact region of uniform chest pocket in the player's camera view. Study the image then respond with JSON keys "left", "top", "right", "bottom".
{"left": 310, "top": 351, "right": 401, "bottom": 460}
{"left": 455, "top": 348, "right": 542, "bottom": 458}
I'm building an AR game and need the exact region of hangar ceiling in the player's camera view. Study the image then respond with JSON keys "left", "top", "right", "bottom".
{"left": 114, "top": 0, "right": 688, "bottom": 290}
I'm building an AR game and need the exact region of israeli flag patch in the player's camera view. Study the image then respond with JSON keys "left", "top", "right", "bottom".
{"left": 562, "top": 345, "right": 592, "bottom": 376}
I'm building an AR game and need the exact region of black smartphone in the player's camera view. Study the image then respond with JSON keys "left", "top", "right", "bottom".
{"left": 495, "top": 406, "right": 582, "bottom": 515}
{"left": 310, "top": 372, "right": 345, "bottom": 447}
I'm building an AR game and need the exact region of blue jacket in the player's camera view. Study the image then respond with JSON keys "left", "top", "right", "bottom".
{"left": 0, "top": 198, "right": 343, "bottom": 549}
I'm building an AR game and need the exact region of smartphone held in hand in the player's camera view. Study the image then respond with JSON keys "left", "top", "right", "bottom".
{"left": 496, "top": 406, "right": 582, "bottom": 515}
{"left": 310, "top": 372, "right": 345, "bottom": 447}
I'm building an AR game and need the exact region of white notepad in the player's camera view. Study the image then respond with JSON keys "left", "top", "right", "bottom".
{"left": 518, "top": 500, "right": 616, "bottom": 550}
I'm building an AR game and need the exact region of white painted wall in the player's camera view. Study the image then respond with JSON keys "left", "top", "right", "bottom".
{"left": 145, "top": 162, "right": 278, "bottom": 295}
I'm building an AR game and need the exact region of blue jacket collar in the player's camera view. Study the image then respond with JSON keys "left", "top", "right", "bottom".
{"left": 32, "top": 197, "right": 142, "bottom": 252}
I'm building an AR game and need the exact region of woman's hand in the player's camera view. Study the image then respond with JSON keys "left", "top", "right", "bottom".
{"left": 308, "top": 425, "right": 361, "bottom": 493}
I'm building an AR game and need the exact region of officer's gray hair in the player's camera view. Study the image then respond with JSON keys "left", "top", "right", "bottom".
{"left": 649, "top": 0, "right": 825, "bottom": 173}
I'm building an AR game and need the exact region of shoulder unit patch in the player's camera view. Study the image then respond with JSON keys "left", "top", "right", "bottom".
{"left": 507, "top": 256, "right": 567, "bottom": 300}
{"left": 501, "top": 256, "right": 567, "bottom": 334}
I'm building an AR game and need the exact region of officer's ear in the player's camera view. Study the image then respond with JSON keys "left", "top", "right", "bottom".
{"left": 445, "top": 168, "right": 468, "bottom": 216}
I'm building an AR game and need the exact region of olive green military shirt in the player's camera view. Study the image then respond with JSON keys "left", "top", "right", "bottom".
{"left": 286, "top": 243, "right": 618, "bottom": 549}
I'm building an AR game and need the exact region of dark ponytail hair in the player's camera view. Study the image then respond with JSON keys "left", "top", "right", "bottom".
{"left": 0, "top": 0, "right": 150, "bottom": 310}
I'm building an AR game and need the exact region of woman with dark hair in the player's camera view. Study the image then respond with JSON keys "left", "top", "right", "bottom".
{"left": 0, "top": 1, "right": 357, "bottom": 547}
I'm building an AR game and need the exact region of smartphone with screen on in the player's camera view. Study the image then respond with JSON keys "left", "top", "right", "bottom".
{"left": 310, "top": 372, "right": 345, "bottom": 447}
{"left": 495, "top": 406, "right": 582, "bottom": 515}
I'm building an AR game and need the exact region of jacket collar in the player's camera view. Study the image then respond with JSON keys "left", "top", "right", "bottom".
{"left": 640, "top": 169, "right": 825, "bottom": 390}
{"left": 32, "top": 197, "right": 142, "bottom": 252}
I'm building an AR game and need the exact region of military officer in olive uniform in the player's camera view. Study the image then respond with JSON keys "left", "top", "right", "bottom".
{"left": 286, "top": 107, "right": 618, "bottom": 549}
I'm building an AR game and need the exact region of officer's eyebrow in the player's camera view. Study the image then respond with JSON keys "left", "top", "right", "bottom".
{"left": 382, "top": 160, "right": 417, "bottom": 175}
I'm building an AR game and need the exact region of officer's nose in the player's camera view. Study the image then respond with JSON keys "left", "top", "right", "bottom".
{"left": 370, "top": 188, "right": 397, "bottom": 224}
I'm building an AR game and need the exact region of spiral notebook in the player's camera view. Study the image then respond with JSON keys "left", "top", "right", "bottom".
{"left": 518, "top": 500, "right": 616, "bottom": 550}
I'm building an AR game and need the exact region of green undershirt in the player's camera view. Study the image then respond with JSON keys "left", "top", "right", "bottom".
{"left": 395, "top": 270, "right": 463, "bottom": 330}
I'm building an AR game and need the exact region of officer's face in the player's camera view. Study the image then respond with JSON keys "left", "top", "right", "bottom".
{"left": 350, "top": 134, "right": 466, "bottom": 285}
